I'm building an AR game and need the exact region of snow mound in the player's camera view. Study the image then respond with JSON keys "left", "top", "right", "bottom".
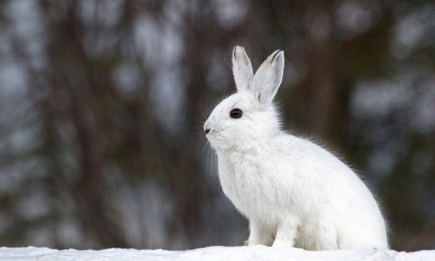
{"left": 0, "top": 246, "right": 433, "bottom": 261}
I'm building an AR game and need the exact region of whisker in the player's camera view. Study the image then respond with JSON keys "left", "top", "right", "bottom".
{"left": 192, "top": 126, "right": 206, "bottom": 135}
{"left": 208, "top": 145, "right": 216, "bottom": 183}
{"left": 199, "top": 109, "right": 207, "bottom": 120}
{"left": 191, "top": 120, "right": 207, "bottom": 135}
{"left": 194, "top": 118, "right": 205, "bottom": 126}
{"left": 199, "top": 140, "right": 209, "bottom": 158}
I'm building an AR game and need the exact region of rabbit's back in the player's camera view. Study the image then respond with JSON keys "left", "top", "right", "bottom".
{"left": 288, "top": 135, "right": 388, "bottom": 249}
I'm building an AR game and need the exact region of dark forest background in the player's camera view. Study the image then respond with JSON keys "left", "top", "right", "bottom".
{"left": 0, "top": 0, "right": 434, "bottom": 251}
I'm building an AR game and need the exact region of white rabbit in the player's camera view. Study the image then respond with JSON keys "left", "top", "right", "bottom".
{"left": 203, "top": 46, "right": 388, "bottom": 250}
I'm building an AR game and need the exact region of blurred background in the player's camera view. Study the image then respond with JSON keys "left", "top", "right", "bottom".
{"left": 0, "top": 0, "right": 434, "bottom": 251}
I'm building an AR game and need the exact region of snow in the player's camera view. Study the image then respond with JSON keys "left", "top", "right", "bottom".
{"left": 0, "top": 246, "right": 433, "bottom": 261}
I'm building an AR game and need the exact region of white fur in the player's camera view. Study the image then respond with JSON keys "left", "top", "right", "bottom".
{"left": 204, "top": 46, "right": 388, "bottom": 250}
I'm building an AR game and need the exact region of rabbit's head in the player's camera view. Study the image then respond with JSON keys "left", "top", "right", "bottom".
{"left": 204, "top": 46, "right": 285, "bottom": 152}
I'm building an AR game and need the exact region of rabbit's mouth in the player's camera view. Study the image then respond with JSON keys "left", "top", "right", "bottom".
{"left": 205, "top": 129, "right": 219, "bottom": 145}
{"left": 204, "top": 129, "right": 227, "bottom": 150}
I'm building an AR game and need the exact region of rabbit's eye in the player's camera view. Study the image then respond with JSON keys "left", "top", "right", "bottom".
{"left": 230, "top": 108, "right": 243, "bottom": 119}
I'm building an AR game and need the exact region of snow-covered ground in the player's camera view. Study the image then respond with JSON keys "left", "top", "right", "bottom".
{"left": 0, "top": 246, "right": 434, "bottom": 261}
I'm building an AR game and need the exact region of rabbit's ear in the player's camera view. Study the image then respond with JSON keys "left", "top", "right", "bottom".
{"left": 232, "top": 46, "right": 254, "bottom": 92}
{"left": 250, "top": 50, "right": 284, "bottom": 105}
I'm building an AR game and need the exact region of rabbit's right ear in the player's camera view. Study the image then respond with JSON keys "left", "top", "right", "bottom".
{"left": 232, "top": 46, "right": 254, "bottom": 92}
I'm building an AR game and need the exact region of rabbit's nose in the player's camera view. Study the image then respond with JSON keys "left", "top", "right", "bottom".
{"left": 205, "top": 128, "right": 210, "bottom": 134}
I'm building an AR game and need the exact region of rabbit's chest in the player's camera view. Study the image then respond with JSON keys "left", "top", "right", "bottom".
{"left": 217, "top": 153, "right": 277, "bottom": 216}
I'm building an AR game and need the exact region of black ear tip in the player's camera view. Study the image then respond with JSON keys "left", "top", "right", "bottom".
{"left": 272, "top": 50, "right": 283, "bottom": 61}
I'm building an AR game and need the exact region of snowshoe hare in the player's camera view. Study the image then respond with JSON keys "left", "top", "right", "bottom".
{"left": 204, "top": 46, "right": 388, "bottom": 250}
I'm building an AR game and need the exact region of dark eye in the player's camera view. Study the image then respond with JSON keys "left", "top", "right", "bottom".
{"left": 230, "top": 108, "right": 243, "bottom": 119}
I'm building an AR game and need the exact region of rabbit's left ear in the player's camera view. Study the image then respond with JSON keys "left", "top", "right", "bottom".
{"left": 250, "top": 50, "right": 284, "bottom": 105}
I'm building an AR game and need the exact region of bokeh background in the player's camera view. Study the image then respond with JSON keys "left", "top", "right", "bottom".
{"left": 0, "top": 0, "right": 435, "bottom": 251}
